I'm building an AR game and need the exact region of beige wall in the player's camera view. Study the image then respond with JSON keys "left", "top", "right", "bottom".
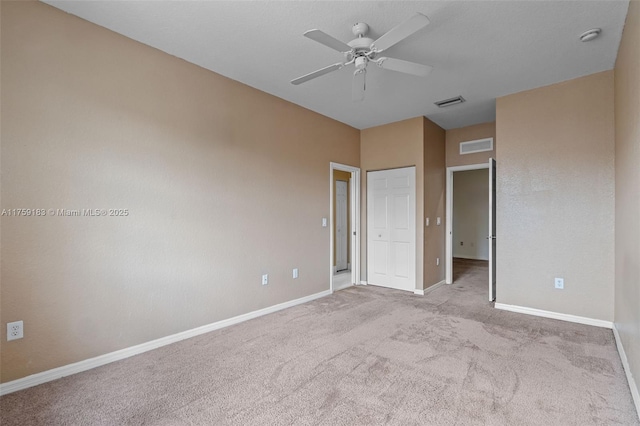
{"left": 453, "top": 169, "right": 489, "bottom": 260}
{"left": 614, "top": 0, "right": 640, "bottom": 407}
{"left": 0, "top": 2, "right": 359, "bottom": 383}
{"left": 360, "top": 117, "right": 425, "bottom": 289}
{"left": 446, "top": 122, "right": 496, "bottom": 167}
{"left": 423, "top": 118, "right": 446, "bottom": 288}
{"left": 359, "top": 117, "right": 445, "bottom": 291}
{"left": 332, "top": 170, "right": 351, "bottom": 267}
{"left": 496, "top": 71, "right": 615, "bottom": 321}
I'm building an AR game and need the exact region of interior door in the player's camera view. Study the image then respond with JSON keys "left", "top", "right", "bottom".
{"left": 367, "top": 167, "right": 416, "bottom": 292}
{"left": 488, "top": 158, "right": 497, "bottom": 301}
{"left": 336, "top": 180, "right": 348, "bottom": 272}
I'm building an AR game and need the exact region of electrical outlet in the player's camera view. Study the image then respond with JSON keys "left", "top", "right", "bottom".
{"left": 262, "top": 274, "right": 269, "bottom": 285}
{"left": 293, "top": 268, "right": 299, "bottom": 279}
{"left": 555, "top": 277, "right": 564, "bottom": 289}
{"left": 7, "top": 321, "right": 23, "bottom": 341}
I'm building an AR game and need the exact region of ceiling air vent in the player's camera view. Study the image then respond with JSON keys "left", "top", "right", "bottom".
{"left": 434, "top": 96, "right": 465, "bottom": 108}
{"left": 460, "top": 138, "right": 493, "bottom": 155}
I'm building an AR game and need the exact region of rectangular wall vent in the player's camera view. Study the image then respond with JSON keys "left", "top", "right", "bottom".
{"left": 434, "top": 96, "right": 465, "bottom": 108}
{"left": 460, "top": 137, "right": 493, "bottom": 155}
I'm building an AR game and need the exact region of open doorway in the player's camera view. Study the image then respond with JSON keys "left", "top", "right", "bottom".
{"left": 445, "top": 160, "right": 496, "bottom": 301}
{"left": 330, "top": 162, "right": 360, "bottom": 292}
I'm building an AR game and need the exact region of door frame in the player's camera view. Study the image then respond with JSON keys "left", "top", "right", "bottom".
{"left": 329, "top": 162, "right": 361, "bottom": 292}
{"left": 445, "top": 162, "right": 489, "bottom": 285}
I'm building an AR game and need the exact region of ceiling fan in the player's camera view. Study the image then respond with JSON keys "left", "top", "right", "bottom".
{"left": 291, "top": 13, "right": 433, "bottom": 102}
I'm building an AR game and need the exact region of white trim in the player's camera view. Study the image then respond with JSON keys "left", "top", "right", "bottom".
{"left": 0, "top": 289, "right": 331, "bottom": 396}
{"left": 446, "top": 163, "right": 490, "bottom": 285}
{"left": 414, "top": 280, "right": 446, "bottom": 296}
{"left": 494, "top": 303, "right": 613, "bottom": 329}
{"left": 329, "top": 162, "right": 361, "bottom": 293}
{"left": 613, "top": 325, "right": 640, "bottom": 417}
{"left": 359, "top": 280, "right": 368, "bottom": 285}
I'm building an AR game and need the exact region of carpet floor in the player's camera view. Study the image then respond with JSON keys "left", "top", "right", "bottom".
{"left": 1, "top": 259, "right": 638, "bottom": 425}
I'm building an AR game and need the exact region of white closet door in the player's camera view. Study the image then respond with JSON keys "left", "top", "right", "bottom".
{"left": 367, "top": 167, "right": 416, "bottom": 292}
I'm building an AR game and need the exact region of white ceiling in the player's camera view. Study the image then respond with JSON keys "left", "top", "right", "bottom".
{"left": 45, "top": 1, "right": 629, "bottom": 130}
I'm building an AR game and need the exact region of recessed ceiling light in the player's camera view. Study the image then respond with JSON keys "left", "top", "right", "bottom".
{"left": 580, "top": 28, "right": 601, "bottom": 42}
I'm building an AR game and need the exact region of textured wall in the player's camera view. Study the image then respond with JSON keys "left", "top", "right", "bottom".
{"left": 453, "top": 169, "right": 489, "bottom": 260}
{"left": 446, "top": 122, "right": 496, "bottom": 167}
{"left": 614, "top": 0, "right": 640, "bottom": 408}
{"left": 423, "top": 118, "right": 446, "bottom": 288}
{"left": 0, "top": 2, "right": 359, "bottom": 382}
{"left": 360, "top": 117, "right": 425, "bottom": 288}
{"left": 496, "top": 71, "right": 615, "bottom": 321}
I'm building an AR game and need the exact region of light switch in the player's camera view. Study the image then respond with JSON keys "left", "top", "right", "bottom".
{"left": 322, "top": 218, "right": 327, "bottom": 227}
{"left": 425, "top": 217, "right": 430, "bottom": 227}
{"left": 436, "top": 217, "right": 441, "bottom": 226}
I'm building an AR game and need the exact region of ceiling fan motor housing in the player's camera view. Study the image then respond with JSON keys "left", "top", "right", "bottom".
{"left": 347, "top": 36, "right": 376, "bottom": 62}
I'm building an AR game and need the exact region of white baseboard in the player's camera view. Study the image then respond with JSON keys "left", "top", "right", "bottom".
{"left": 0, "top": 289, "right": 332, "bottom": 396}
{"left": 494, "top": 303, "right": 613, "bottom": 329}
{"left": 613, "top": 325, "right": 640, "bottom": 418}
{"left": 359, "top": 280, "right": 368, "bottom": 285}
{"left": 414, "top": 280, "right": 446, "bottom": 296}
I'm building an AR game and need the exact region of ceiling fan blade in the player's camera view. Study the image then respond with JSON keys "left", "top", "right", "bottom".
{"left": 371, "top": 13, "right": 430, "bottom": 52}
{"left": 304, "top": 29, "right": 352, "bottom": 52}
{"left": 291, "top": 63, "right": 344, "bottom": 85}
{"left": 376, "top": 57, "right": 432, "bottom": 77}
{"left": 352, "top": 69, "right": 366, "bottom": 102}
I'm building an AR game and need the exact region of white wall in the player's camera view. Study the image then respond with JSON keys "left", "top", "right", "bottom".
{"left": 453, "top": 169, "right": 489, "bottom": 260}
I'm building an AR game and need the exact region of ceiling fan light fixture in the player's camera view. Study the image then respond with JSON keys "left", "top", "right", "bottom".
{"left": 435, "top": 96, "right": 465, "bottom": 108}
{"left": 355, "top": 56, "right": 368, "bottom": 70}
{"left": 580, "top": 28, "right": 601, "bottom": 42}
